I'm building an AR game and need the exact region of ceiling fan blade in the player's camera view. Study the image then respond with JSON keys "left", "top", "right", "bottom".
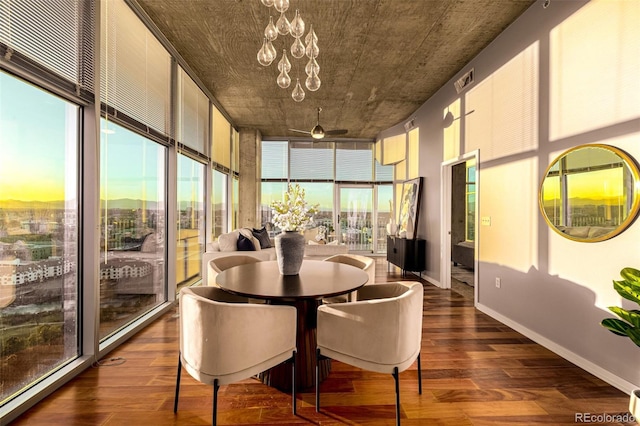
{"left": 325, "top": 129, "right": 348, "bottom": 136}
{"left": 289, "top": 128, "right": 311, "bottom": 135}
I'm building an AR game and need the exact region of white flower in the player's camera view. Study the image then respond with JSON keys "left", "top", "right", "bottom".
{"left": 270, "top": 184, "right": 319, "bottom": 231}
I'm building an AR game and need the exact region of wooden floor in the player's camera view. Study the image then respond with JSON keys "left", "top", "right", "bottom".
{"left": 12, "top": 259, "right": 634, "bottom": 425}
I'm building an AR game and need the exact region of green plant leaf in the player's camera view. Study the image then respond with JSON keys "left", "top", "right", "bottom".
{"left": 626, "top": 327, "right": 640, "bottom": 348}
{"left": 613, "top": 280, "right": 640, "bottom": 305}
{"left": 601, "top": 318, "right": 632, "bottom": 336}
{"left": 608, "top": 307, "right": 640, "bottom": 328}
{"left": 620, "top": 267, "right": 640, "bottom": 284}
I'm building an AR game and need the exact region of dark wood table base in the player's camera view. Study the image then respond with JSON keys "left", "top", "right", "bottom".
{"left": 259, "top": 299, "right": 331, "bottom": 391}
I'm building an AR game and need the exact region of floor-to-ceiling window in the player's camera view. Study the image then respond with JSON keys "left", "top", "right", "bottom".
{"left": 0, "top": 71, "right": 80, "bottom": 405}
{"left": 99, "top": 119, "right": 166, "bottom": 341}
{"left": 176, "top": 154, "right": 204, "bottom": 287}
{"left": 260, "top": 140, "right": 392, "bottom": 251}
{"left": 211, "top": 169, "right": 228, "bottom": 239}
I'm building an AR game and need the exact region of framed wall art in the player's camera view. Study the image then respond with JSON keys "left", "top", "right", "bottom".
{"left": 397, "top": 177, "right": 423, "bottom": 239}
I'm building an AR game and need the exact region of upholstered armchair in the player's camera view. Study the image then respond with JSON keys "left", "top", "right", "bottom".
{"left": 322, "top": 253, "right": 376, "bottom": 303}
{"left": 316, "top": 281, "right": 424, "bottom": 425}
{"left": 174, "top": 286, "right": 297, "bottom": 425}
{"left": 207, "top": 255, "right": 263, "bottom": 286}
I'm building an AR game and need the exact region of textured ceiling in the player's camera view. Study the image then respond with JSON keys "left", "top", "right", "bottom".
{"left": 136, "top": 0, "right": 535, "bottom": 140}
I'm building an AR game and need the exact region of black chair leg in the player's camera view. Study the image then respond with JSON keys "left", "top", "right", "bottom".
{"left": 393, "top": 367, "right": 400, "bottom": 426}
{"left": 291, "top": 351, "right": 297, "bottom": 415}
{"left": 174, "top": 354, "right": 182, "bottom": 413}
{"left": 315, "top": 348, "right": 321, "bottom": 412}
{"left": 417, "top": 353, "right": 422, "bottom": 395}
{"left": 213, "top": 379, "right": 219, "bottom": 426}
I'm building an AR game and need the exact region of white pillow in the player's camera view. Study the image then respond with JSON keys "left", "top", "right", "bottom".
{"left": 218, "top": 231, "right": 239, "bottom": 252}
{"left": 308, "top": 240, "right": 319, "bottom": 245}
{"left": 327, "top": 240, "right": 339, "bottom": 245}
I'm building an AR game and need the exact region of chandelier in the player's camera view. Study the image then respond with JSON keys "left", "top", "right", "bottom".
{"left": 257, "top": 0, "right": 320, "bottom": 102}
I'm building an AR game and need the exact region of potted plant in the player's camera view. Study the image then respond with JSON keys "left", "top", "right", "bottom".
{"left": 601, "top": 267, "right": 640, "bottom": 421}
{"left": 270, "top": 183, "right": 318, "bottom": 275}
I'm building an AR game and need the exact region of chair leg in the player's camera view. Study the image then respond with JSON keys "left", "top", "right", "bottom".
{"left": 173, "top": 354, "right": 182, "bottom": 413}
{"left": 213, "top": 379, "right": 219, "bottom": 426}
{"left": 291, "top": 351, "right": 297, "bottom": 415}
{"left": 417, "top": 353, "right": 422, "bottom": 395}
{"left": 393, "top": 367, "right": 400, "bottom": 426}
{"left": 315, "top": 348, "right": 321, "bottom": 412}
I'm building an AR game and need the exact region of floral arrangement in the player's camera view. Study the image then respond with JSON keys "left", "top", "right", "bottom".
{"left": 315, "top": 225, "right": 327, "bottom": 243}
{"left": 270, "top": 184, "right": 319, "bottom": 231}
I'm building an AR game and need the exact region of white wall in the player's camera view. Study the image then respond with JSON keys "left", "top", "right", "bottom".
{"left": 378, "top": 0, "right": 640, "bottom": 392}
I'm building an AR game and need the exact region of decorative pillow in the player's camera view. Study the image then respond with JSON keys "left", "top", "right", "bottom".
{"left": 250, "top": 235, "right": 262, "bottom": 251}
{"left": 252, "top": 227, "right": 272, "bottom": 249}
{"left": 237, "top": 234, "right": 256, "bottom": 251}
{"left": 308, "top": 239, "right": 319, "bottom": 245}
{"left": 218, "top": 231, "right": 239, "bottom": 252}
{"left": 327, "top": 240, "right": 339, "bottom": 245}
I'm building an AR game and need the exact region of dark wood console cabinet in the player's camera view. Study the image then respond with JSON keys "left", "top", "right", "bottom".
{"left": 386, "top": 236, "right": 426, "bottom": 275}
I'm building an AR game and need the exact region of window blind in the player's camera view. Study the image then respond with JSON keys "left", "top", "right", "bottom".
{"left": 177, "top": 66, "right": 209, "bottom": 155}
{"left": 336, "top": 143, "right": 373, "bottom": 181}
{"left": 290, "top": 141, "right": 334, "bottom": 180}
{"left": 375, "top": 160, "right": 393, "bottom": 182}
{"left": 100, "top": 0, "right": 171, "bottom": 136}
{"left": 262, "top": 141, "right": 289, "bottom": 179}
{"left": 211, "top": 106, "right": 231, "bottom": 168}
{"left": 0, "top": 0, "right": 93, "bottom": 96}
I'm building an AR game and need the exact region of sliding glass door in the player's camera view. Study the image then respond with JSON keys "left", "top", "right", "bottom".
{"left": 336, "top": 185, "right": 373, "bottom": 252}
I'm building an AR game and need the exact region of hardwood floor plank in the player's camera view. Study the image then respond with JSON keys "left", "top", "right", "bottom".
{"left": 10, "top": 258, "right": 632, "bottom": 425}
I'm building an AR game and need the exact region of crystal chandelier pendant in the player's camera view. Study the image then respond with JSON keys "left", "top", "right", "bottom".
{"left": 257, "top": 38, "right": 273, "bottom": 66}
{"left": 273, "top": 0, "right": 289, "bottom": 13}
{"left": 260, "top": 0, "right": 274, "bottom": 6}
{"left": 278, "top": 50, "right": 291, "bottom": 73}
{"left": 305, "top": 68, "right": 321, "bottom": 91}
{"left": 276, "top": 12, "right": 291, "bottom": 35}
{"left": 292, "top": 78, "right": 305, "bottom": 102}
{"left": 305, "top": 25, "right": 318, "bottom": 45}
{"left": 290, "top": 10, "right": 305, "bottom": 38}
{"left": 266, "top": 39, "right": 277, "bottom": 62}
{"left": 305, "top": 38, "right": 319, "bottom": 58}
{"left": 290, "top": 36, "right": 305, "bottom": 59}
{"left": 265, "top": 16, "right": 278, "bottom": 41}
{"left": 277, "top": 68, "right": 291, "bottom": 88}
{"left": 305, "top": 57, "right": 319, "bottom": 76}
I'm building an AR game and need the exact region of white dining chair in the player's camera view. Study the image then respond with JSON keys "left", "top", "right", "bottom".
{"left": 322, "top": 253, "right": 376, "bottom": 303}
{"left": 315, "top": 281, "right": 424, "bottom": 425}
{"left": 207, "top": 255, "right": 263, "bottom": 286}
{"left": 174, "top": 286, "right": 297, "bottom": 425}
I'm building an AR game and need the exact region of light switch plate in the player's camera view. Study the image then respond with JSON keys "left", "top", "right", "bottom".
{"left": 481, "top": 216, "right": 491, "bottom": 226}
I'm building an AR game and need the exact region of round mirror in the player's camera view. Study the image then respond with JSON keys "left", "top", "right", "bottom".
{"left": 539, "top": 144, "right": 640, "bottom": 242}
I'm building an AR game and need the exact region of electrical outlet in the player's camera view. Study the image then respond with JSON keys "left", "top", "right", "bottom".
{"left": 495, "top": 277, "right": 501, "bottom": 288}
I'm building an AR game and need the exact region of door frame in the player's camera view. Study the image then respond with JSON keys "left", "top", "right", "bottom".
{"left": 440, "top": 150, "right": 479, "bottom": 301}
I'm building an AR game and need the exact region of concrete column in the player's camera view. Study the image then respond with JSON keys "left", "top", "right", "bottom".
{"left": 238, "top": 128, "right": 261, "bottom": 228}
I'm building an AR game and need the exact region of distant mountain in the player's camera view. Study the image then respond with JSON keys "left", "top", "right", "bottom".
{"left": 0, "top": 198, "right": 165, "bottom": 210}
{"left": 0, "top": 199, "right": 66, "bottom": 209}
{"left": 99, "top": 199, "right": 160, "bottom": 210}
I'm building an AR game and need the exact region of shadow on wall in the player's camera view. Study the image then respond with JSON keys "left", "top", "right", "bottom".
{"left": 477, "top": 260, "right": 640, "bottom": 390}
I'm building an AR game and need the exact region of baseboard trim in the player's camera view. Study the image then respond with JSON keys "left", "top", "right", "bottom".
{"left": 476, "top": 303, "right": 637, "bottom": 395}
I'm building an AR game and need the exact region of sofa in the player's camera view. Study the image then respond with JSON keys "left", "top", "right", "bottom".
{"left": 201, "top": 228, "right": 349, "bottom": 286}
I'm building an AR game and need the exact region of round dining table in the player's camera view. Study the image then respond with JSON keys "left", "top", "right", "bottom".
{"left": 216, "top": 259, "right": 369, "bottom": 391}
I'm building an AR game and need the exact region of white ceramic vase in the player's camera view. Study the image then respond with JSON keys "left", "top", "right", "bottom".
{"left": 275, "top": 231, "right": 305, "bottom": 275}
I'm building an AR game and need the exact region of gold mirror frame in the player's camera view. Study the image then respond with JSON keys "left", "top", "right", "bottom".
{"left": 539, "top": 144, "right": 640, "bottom": 242}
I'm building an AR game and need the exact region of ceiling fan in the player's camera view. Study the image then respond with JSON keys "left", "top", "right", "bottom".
{"left": 289, "top": 107, "right": 348, "bottom": 139}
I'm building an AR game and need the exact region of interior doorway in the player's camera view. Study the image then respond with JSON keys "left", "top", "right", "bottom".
{"left": 440, "top": 152, "right": 478, "bottom": 301}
